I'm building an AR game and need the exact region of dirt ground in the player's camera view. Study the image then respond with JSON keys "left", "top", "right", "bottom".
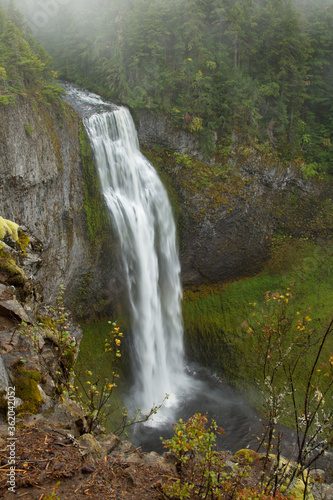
{"left": 0, "top": 424, "right": 169, "bottom": 499}
{"left": 1, "top": 422, "right": 332, "bottom": 500}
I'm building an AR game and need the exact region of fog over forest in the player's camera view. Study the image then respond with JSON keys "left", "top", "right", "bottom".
{"left": 1, "top": 0, "right": 333, "bottom": 174}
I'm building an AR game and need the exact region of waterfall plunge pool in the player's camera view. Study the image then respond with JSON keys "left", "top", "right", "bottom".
{"left": 77, "top": 321, "right": 298, "bottom": 459}
{"left": 129, "top": 362, "right": 265, "bottom": 455}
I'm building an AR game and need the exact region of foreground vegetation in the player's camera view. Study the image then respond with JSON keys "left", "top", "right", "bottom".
{"left": 21, "top": 286, "right": 333, "bottom": 499}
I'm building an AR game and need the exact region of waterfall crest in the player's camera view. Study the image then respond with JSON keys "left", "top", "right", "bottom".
{"left": 84, "top": 108, "right": 185, "bottom": 412}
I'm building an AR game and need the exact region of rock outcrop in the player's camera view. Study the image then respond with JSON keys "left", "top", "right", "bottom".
{"left": 137, "top": 109, "right": 201, "bottom": 155}
{"left": 0, "top": 97, "right": 119, "bottom": 318}
{"left": 178, "top": 161, "right": 329, "bottom": 286}
{"left": 137, "top": 110, "right": 333, "bottom": 287}
{"left": 0, "top": 223, "right": 83, "bottom": 418}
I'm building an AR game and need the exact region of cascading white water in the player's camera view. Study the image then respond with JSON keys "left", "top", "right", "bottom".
{"left": 84, "top": 108, "right": 185, "bottom": 412}
{"left": 63, "top": 86, "right": 286, "bottom": 454}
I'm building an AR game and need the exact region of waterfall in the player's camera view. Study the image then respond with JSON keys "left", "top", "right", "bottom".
{"left": 84, "top": 108, "right": 184, "bottom": 412}
{"left": 63, "top": 86, "right": 273, "bottom": 455}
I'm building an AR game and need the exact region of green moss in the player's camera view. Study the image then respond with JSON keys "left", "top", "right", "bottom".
{"left": 233, "top": 449, "right": 260, "bottom": 463}
{"left": 37, "top": 316, "right": 59, "bottom": 343}
{"left": 17, "top": 228, "right": 30, "bottom": 253}
{"left": 0, "top": 247, "right": 26, "bottom": 286}
{"left": 76, "top": 319, "right": 128, "bottom": 433}
{"left": 183, "top": 284, "right": 237, "bottom": 377}
{"left": 0, "top": 94, "right": 16, "bottom": 106}
{"left": 79, "top": 122, "right": 112, "bottom": 244}
{"left": 13, "top": 364, "right": 42, "bottom": 414}
{"left": 0, "top": 216, "right": 19, "bottom": 242}
{"left": 24, "top": 122, "right": 34, "bottom": 136}
{"left": 287, "top": 481, "right": 314, "bottom": 500}
{"left": 0, "top": 216, "right": 30, "bottom": 254}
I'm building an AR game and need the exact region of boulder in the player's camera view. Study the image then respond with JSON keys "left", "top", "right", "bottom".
{"left": 77, "top": 433, "right": 103, "bottom": 460}
{"left": 98, "top": 433, "right": 121, "bottom": 455}
{"left": 46, "top": 399, "right": 86, "bottom": 436}
{"left": 0, "top": 297, "right": 31, "bottom": 324}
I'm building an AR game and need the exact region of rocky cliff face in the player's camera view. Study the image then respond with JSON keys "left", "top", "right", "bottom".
{"left": 137, "top": 109, "right": 201, "bottom": 155}
{"left": 0, "top": 98, "right": 84, "bottom": 300}
{"left": 1, "top": 98, "right": 331, "bottom": 319}
{"left": 0, "top": 97, "right": 118, "bottom": 318}
{"left": 177, "top": 161, "right": 329, "bottom": 286}
{"left": 137, "top": 110, "right": 333, "bottom": 287}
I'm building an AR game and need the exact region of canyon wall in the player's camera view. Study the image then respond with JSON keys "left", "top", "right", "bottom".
{"left": 1, "top": 99, "right": 332, "bottom": 320}
{"left": 0, "top": 97, "right": 118, "bottom": 318}
{"left": 137, "top": 110, "right": 333, "bottom": 287}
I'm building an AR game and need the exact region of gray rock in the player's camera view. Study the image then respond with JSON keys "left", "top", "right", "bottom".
{"left": 37, "top": 384, "right": 53, "bottom": 410}
{"left": 0, "top": 284, "right": 15, "bottom": 298}
{"left": 77, "top": 433, "right": 103, "bottom": 459}
{"left": 138, "top": 109, "right": 201, "bottom": 157}
{"left": 311, "top": 482, "right": 333, "bottom": 500}
{"left": 143, "top": 451, "right": 176, "bottom": 472}
{"left": 116, "top": 440, "right": 137, "bottom": 455}
{"left": 0, "top": 297, "right": 31, "bottom": 324}
{"left": 0, "top": 354, "right": 10, "bottom": 391}
{"left": 123, "top": 453, "right": 141, "bottom": 465}
{"left": 309, "top": 469, "right": 326, "bottom": 482}
{"left": 47, "top": 399, "right": 85, "bottom": 431}
{"left": 98, "top": 433, "right": 121, "bottom": 455}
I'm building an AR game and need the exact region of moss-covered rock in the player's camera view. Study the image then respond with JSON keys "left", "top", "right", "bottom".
{"left": 13, "top": 363, "right": 43, "bottom": 415}
{"left": 17, "top": 228, "right": 30, "bottom": 253}
{"left": 0, "top": 247, "right": 26, "bottom": 286}
{"left": 77, "top": 433, "right": 103, "bottom": 459}
{"left": 233, "top": 449, "right": 260, "bottom": 464}
{"left": 0, "top": 216, "right": 30, "bottom": 254}
{"left": 285, "top": 480, "right": 314, "bottom": 500}
{"left": 0, "top": 219, "right": 30, "bottom": 288}
{"left": 37, "top": 316, "right": 60, "bottom": 344}
{"left": 79, "top": 123, "right": 111, "bottom": 245}
{"left": 0, "top": 216, "right": 19, "bottom": 243}
{"left": 272, "top": 457, "right": 314, "bottom": 500}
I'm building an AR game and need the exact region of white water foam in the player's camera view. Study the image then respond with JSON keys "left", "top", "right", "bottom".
{"left": 84, "top": 108, "right": 187, "bottom": 415}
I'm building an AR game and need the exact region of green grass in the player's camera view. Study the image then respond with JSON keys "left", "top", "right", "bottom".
{"left": 183, "top": 238, "right": 333, "bottom": 392}
{"left": 75, "top": 319, "right": 129, "bottom": 433}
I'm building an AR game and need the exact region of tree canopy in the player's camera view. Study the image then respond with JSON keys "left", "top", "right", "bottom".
{"left": 5, "top": 0, "right": 333, "bottom": 174}
{"left": 0, "top": 1, "right": 63, "bottom": 105}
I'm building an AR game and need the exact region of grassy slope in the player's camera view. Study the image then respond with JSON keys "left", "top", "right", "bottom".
{"left": 183, "top": 238, "right": 333, "bottom": 408}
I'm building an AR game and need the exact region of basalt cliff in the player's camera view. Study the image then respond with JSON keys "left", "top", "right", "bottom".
{"left": 1, "top": 99, "right": 332, "bottom": 317}
{"left": 137, "top": 110, "right": 333, "bottom": 287}
{"left": 0, "top": 97, "right": 119, "bottom": 319}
